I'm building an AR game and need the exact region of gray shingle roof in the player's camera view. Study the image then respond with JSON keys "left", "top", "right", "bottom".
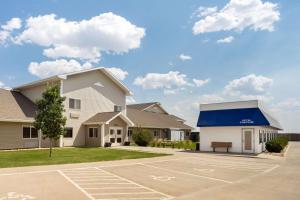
{"left": 127, "top": 108, "right": 193, "bottom": 130}
{"left": 0, "top": 89, "right": 37, "bottom": 122}
{"left": 84, "top": 112, "right": 120, "bottom": 124}
{"left": 126, "top": 102, "right": 158, "bottom": 110}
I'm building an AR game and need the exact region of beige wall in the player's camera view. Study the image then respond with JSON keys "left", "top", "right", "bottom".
{"left": 0, "top": 122, "right": 38, "bottom": 149}
{"left": 62, "top": 70, "right": 127, "bottom": 147}
{"left": 20, "top": 81, "right": 60, "bottom": 103}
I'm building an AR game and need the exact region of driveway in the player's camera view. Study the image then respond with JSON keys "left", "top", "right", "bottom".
{"left": 0, "top": 142, "right": 299, "bottom": 200}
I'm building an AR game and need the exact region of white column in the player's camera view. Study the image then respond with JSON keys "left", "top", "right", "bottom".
{"left": 59, "top": 135, "right": 63, "bottom": 147}
{"left": 38, "top": 130, "right": 42, "bottom": 148}
{"left": 101, "top": 124, "right": 105, "bottom": 147}
{"left": 125, "top": 125, "right": 129, "bottom": 142}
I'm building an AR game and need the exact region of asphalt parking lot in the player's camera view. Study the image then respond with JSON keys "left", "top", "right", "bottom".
{"left": 0, "top": 142, "right": 300, "bottom": 200}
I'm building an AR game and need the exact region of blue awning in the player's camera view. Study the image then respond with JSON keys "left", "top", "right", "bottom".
{"left": 197, "top": 108, "right": 281, "bottom": 130}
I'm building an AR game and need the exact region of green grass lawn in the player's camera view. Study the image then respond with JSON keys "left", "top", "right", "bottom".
{"left": 0, "top": 148, "right": 169, "bottom": 168}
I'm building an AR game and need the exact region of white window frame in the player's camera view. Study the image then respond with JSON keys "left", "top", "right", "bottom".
{"left": 22, "top": 125, "right": 38, "bottom": 139}
{"left": 69, "top": 98, "right": 81, "bottom": 110}
{"left": 114, "top": 105, "right": 122, "bottom": 112}
{"left": 88, "top": 127, "right": 98, "bottom": 138}
{"left": 64, "top": 127, "right": 73, "bottom": 138}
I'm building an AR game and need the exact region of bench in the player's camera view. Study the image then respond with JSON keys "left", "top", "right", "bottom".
{"left": 211, "top": 142, "right": 232, "bottom": 152}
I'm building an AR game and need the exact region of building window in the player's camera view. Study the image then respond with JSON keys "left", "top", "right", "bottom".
{"left": 128, "top": 130, "right": 133, "bottom": 138}
{"left": 64, "top": 127, "right": 73, "bottom": 138}
{"left": 154, "top": 130, "right": 159, "bottom": 137}
{"left": 114, "top": 105, "right": 122, "bottom": 112}
{"left": 89, "top": 127, "right": 98, "bottom": 138}
{"left": 185, "top": 132, "right": 190, "bottom": 137}
{"left": 263, "top": 132, "right": 266, "bottom": 142}
{"left": 23, "top": 126, "right": 38, "bottom": 139}
{"left": 69, "top": 98, "right": 81, "bottom": 110}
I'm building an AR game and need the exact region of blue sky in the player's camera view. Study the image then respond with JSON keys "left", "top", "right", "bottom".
{"left": 0, "top": 0, "right": 299, "bottom": 132}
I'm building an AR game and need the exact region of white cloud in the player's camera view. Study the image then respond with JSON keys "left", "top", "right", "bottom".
{"left": 193, "top": 78, "right": 210, "bottom": 87}
{"left": 126, "top": 96, "right": 136, "bottom": 104}
{"left": 0, "top": 81, "right": 4, "bottom": 88}
{"left": 164, "top": 89, "right": 177, "bottom": 95}
{"left": 106, "top": 67, "right": 128, "bottom": 80}
{"left": 14, "top": 13, "right": 145, "bottom": 62}
{"left": 272, "top": 98, "right": 300, "bottom": 111}
{"left": 28, "top": 59, "right": 92, "bottom": 78}
{"left": 134, "top": 71, "right": 188, "bottom": 89}
{"left": 224, "top": 74, "right": 273, "bottom": 96}
{"left": 193, "top": 0, "right": 280, "bottom": 34}
{"left": 0, "top": 17, "right": 22, "bottom": 43}
{"left": 199, "top": 94, "right": 225, "bottom": 104}
{"left": 1, "top": 18, "right": 22, "bottom": 31}
{"left": 216, "top": 36, "right": 234, "bottom": 43}
{"left": 179, "top": 54, "right": 192, "bottom": 61}
{"left": 197, "top": 7, "right": 218, "bottom": 17}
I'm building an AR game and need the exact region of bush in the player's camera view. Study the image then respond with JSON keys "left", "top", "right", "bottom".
{"left": 266, "top": 140, "right": 282, "bottom": 153}
{"left": 189, "top": 132, "right": 200, "bottom": 142}
{"left": 132, "top": 129, "right": 153, "bottom": 146}
{"left": 265, "top": 136, "right": 288, "bottom": 153}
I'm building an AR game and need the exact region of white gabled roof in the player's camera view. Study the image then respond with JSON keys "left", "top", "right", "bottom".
{"left": 13, "top": 67, "right": 132, "bottom": 96}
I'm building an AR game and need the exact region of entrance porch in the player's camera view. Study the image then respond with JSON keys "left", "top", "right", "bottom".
{"left": 83, "top": 112, "right": 134, "bottom": 147}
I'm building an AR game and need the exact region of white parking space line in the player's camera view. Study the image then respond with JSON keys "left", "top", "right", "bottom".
{"left": 138, "top": 163, "right": 233, "bottom": 184}
{"left": 58, "top": 167, "right": 173, "bottom": 200}
{"left": 58, "top": 170, "right": 95, "bottom": 200}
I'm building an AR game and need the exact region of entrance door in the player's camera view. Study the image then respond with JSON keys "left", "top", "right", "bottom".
{"left": 242, "top": 129, "right": 254, "bottom": 153}
{"left": 109, "top": 127, "right": 123, "bottom": 145}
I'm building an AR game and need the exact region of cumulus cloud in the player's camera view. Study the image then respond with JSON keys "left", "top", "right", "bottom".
{"left": 28, "top": 59, "right": 92, "bottom": 78}
{"left": 134, "top": 71, "right": 189, "bottom": 89}
{"left": 163, "top": 89, "right": 177, "bottom": 95}
{"left": 179, "top": 54, "right": 192, "bottom": 61}
{"left": 0, "top": 81, "right": 4, "bottom": 88}
{"left": 193, "top": 78, "right": 210, "bottom": 87}
{"left": 193, "top": 0, "right": 280, "bottom": 34}
{"left": 0, "top": 17, "right": 22, "bottom": 43}
{"left": 224, "top": 74, "right": 273, "bottom": 96}
{"left": 14, "top": 13, "right": 145, "bottom": 62}
{"left": 1, "top": 18, "right": 22, "bottom": 31}
{"left": 106, "top": 67, "right": 128, "bottom": 80}
{"left": 216, "top": 36, "right": 234, "bottom": 43}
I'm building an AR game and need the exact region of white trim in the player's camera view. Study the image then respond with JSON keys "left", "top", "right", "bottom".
{"left": 88, "top": 127, "right": 99, "bottom": 138}
{"left": 105, "top": 112, "right": 134, "bottom": 126}
{"left": 0, "top": 118, "right": 34, "bottom": 123}
{"left": 13, "top": 67, "right": 133, "bottom": 96}
{"left": 22, "top": 125, "right": 38, "bottom": 139}
{"left": 142, "top": 103, "right": 169, "bottom": 114}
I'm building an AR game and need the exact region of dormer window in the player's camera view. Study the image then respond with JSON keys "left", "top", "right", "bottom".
{"left": 69, "top": 98, "right": 81, "bottom": 110}
{"left": 114, "top": 105, "right": 122, "bottom": 112}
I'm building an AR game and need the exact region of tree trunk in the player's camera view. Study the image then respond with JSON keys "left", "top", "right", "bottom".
{"left": 49, "top": 138, "right": 52, "bottom": 157}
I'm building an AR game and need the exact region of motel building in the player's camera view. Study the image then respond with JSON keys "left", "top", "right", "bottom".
{"left": 197, "top": 100, "right": 282, "bottom": 154}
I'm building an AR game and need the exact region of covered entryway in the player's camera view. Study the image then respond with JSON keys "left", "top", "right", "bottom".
{"left": 242, "top": 128, "right": 254, "bottom": 153}
{"left": 83, "top": 112, "right": 134, "bottom": 147}
{"left": 109, "top": 127, "right": 123, "bottom": 146}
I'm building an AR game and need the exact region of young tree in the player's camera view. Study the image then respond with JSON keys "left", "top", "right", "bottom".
{"left": 34, "top": 84, "right": 66, "bottom": 157}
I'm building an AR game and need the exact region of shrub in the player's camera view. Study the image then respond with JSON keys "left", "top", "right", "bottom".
{"left": 189, "top": 132, "right": 199, "bottom": 142}
{"left": 266, "top": 140, "right": 282, "bottom": 153}
{"left": 265, "top": 136, "right": 288, "bottom": 153}
{"left": 132, "top": 129, "right": 153, "bottom": 146}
